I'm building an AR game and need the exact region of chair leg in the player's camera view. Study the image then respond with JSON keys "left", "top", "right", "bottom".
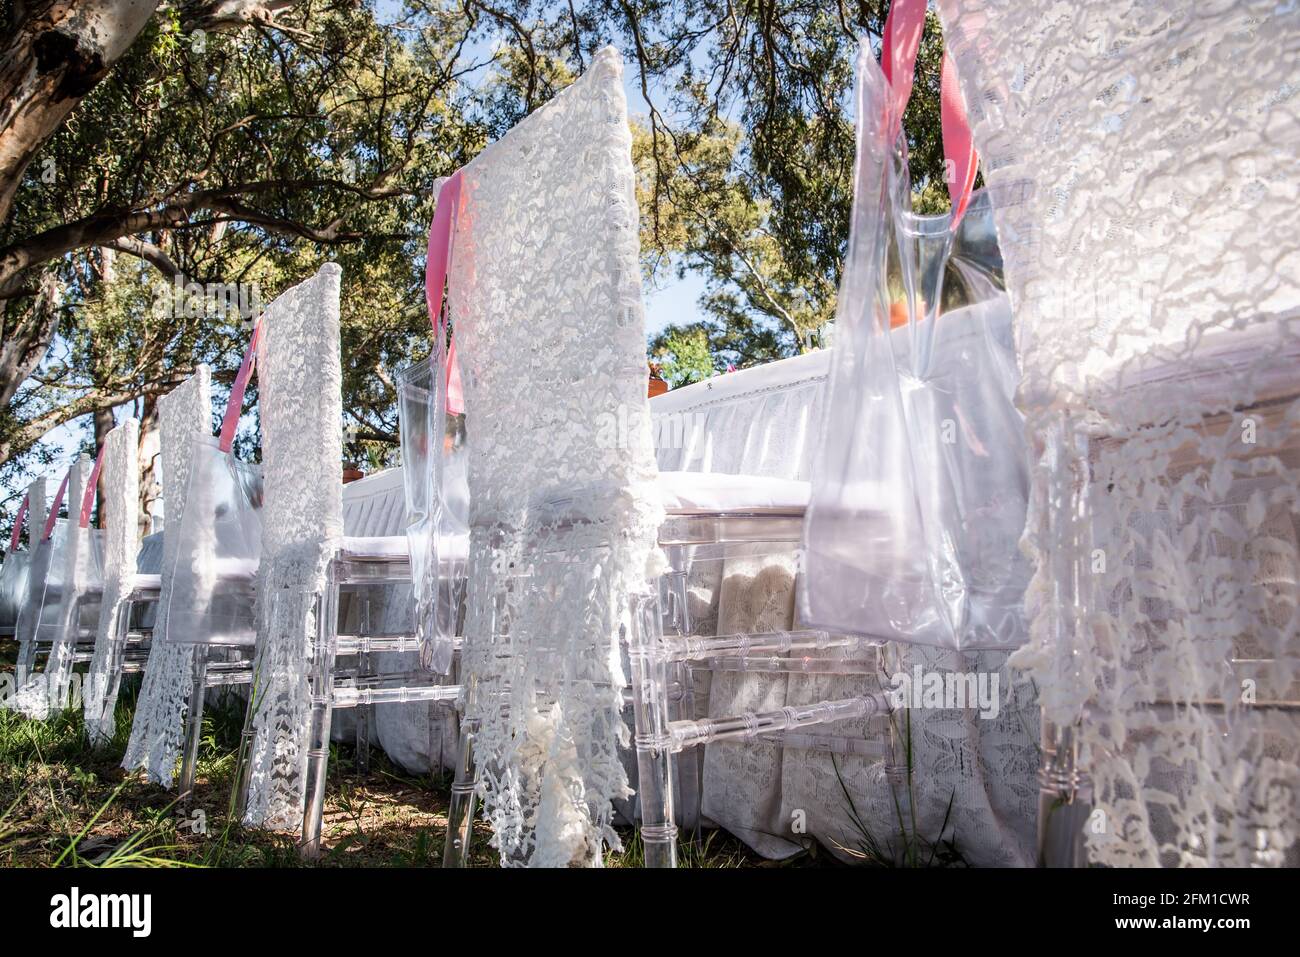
{"left": 179, "top": 649, "right": 209, "bottom": 798}
{"left": 301, "top": 584, "right": 339, "bottom": 859}
{"left": 628, "top": 591, "right": 678, "bottom": 868}
{"left": 354, "top": 591, "right": 371, "bottom": 774}
{"left": 355, "top": 703, "right": 371, "bottom": 774}
{"left": 92, "top": 599, "right": 133, "bottom": 736}
{"left": 442, "top": 688, "right": 479, "bottom": 868}
{"left": 15, "top": 638, "right": 37, "bottom": 686}
{"left": 355, "top": 652, "right": 371, "bottom": 776}
{"left": 233, "top": 671, "right": 257, "bottom": 821}
{"left": 673, "top": 659, "right": 702, "bottom": 839}
{"left": 1037, "top": 717, "right": 1092, "bottom": 867}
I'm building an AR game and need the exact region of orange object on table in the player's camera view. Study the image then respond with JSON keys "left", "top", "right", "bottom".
{"left": 648, "top": 363, "right": 669, "bottom": 397}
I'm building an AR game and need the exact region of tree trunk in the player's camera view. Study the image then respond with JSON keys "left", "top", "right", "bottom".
{"left": 0, "top": 0, "right": 305, "bottom": 230}
{"left": 92, "top": 404, "right": 113, "bottom": 527}
{"left": 0, "top": 267, "right": 62, "bottom": 412}
{"left": 136, "top": 390, "right": 161, "bottom": 538}
{"left": 0, "top": 0, "right": 303, "bottom": 456}
{"left": 0, "top": 0, "right": 162, "bottom": 229}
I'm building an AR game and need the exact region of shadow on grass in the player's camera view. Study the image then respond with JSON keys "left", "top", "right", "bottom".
{"left": 1, "top": 644, "right": 851, "bottom": 869}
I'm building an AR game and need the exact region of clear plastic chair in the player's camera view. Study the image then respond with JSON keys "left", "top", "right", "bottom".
{"left": 12, "top": 424, "right": 157, "bottom": 729}
{"left": 0, "top": 479, "right": 44, "bottom": 640}
{"left": 82, "top": 417, "right": 158, "bottom": 745}
{"left": 630, "top": 509, "right": 893, "bottom": 868}
{"left": 436, "top": 47, "right": 893, "bottom": 867}
{"left": 11, "top": 457, "right": 100, "bottom": 718}
{"left": 13, "top": 470, "right": 69, "bottom": 690}
{"left": 296, "top": 353, "right": 470, "bottom": 855}
{"left": 155, "top": 358, "right": 264, "bottom": 796}
{"left": 189, "top": 265, "right": 463, "bottom": 851}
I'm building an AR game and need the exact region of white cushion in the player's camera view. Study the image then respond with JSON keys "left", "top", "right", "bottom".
{"left": 340, "top": 535, "right": 408, "bottom": 559}
{"left": 130, "top": 573, "right": 162, "bottom": 592}
{"left": 212, "top": 557, "right": 259, "bottom": 581}
{"left": 656, "top": 471, "right": 809, "bottom": 515}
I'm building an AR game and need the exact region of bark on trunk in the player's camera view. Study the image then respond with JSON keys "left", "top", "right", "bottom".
{"left": 136, "top": 389, "right": 161, "bottom": 538}
{"left": 0, "top": 0, "right": 162, "bottom": 228}
{"left": 92, "top": 404, "right": 113, "bottom": 527}
{"left": 0, "top": 268, "right": 61, "bottom": 410}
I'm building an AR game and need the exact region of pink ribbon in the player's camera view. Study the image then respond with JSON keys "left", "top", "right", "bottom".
{"left": 220, "top": 321, "right": 262, "bottom": 453}
{"left": 42, "top": 470, "right": 70, "bottom": 542}
{"left": 881, "top": 0, "right": 978, "bottom": 227}
{"left": 79, "top": 443, "right": 107, "bottom": 529}
{"left": 9, "top": 494, "right": 27, "bottom": 552}
{"left": 940, "top": 51, "right": 977, "bottom": 224}
{"left": 424, "top": 172, "right": 465, "bottom": 416}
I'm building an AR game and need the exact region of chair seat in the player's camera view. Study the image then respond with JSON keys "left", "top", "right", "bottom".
{"left": 657, "top": 471, "right": 809, "bottom": 515}
{"left": 212, "top": 557, "right": 259, "bottom": 582}
{"left": 130, "top": 573, "right": 162, "bottom": 592}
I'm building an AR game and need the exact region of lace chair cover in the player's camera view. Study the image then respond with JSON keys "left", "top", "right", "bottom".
{"left": 123, "top": 366, "right": 211, "bottom": 785}
{"left": 243, "top": 264, "right": 344, "bottom": 830}
{"left": 451, "top": 47, "right": 663, "bottom": 866}
{"left": 11, "top": 478, "right": 53, "bottom": 664}
{"left": 84, "top": 417, "right": 141, "bottom": 744}
{"left": 0, "top": 479, "right": 45, "bottom": 634}
{"left": 652, "top": 357, "right": 1038, "bottom": 865}
{"left": 937, "top": 0, "right": 1300, "bottom": 865}
{"left": 11, "top": 458, "right": 90, "bottom": 718}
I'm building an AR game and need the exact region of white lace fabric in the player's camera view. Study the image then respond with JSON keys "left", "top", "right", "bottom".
{"left": 123, "top": 366, "right": 211, "bottom": 785}
{"left": 450, "top": 47, "right": 664, "bottom": 866}
{"left": 5, "top": 480, "right": 44, "bottom": 629}
{"left": 83, "top": 418, "right": 141, "bottom": 744}
{"left": 937, "top": 0, "right": 1300, "bottom": 865}
{"left": 9, "top": 459, "right": 90, "bottom": 719}
{"left": 242, "top": 264, "right": 344, "bottom": 831}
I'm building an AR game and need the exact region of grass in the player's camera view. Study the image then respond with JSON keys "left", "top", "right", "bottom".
{"left": 0, "top": 638, "right": 783, "bottom": 868}
{"left": 829, "top": 708, "right": 968, "bottom": 868}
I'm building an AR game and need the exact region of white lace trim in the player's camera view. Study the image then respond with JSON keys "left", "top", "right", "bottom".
{"left": 938, "top": 0, "right": 1300, "bottom": 866}
{"left": 242, "top": 264, "right": 344, "bottom": 830}
{"left": 123, "top": 367, "right": 211, "bottom": 786}
{"left": 451, "top": 48, "right": 664, "bottom": 865}
{"left": 84, "top": 418, "right": 141, "bottom": 744}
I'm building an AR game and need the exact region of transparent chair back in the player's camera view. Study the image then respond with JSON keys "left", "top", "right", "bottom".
{"left": 4, "top": 479, "right": 45, "bottom": 642}
{"left": 397, "top": 353, "right": 468, "bottom": 674}
{"left": 0, "top": 551, "right": 31, "bottom": 635}
{"left": 16, "top": 534, "right": 54, "bottom": 649}
{"left": 161, "top": 435, "right": 264, "bottom": 645}
{"left": 33, "top": 518, "right": 104, "bottom": 645}
{"left": 800, "top": 40, "right": 1030, "bottom": 652}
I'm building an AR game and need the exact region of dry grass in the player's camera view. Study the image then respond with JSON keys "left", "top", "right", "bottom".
{"left": 0, "top": 639, "right": 787, "bottom": 868}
